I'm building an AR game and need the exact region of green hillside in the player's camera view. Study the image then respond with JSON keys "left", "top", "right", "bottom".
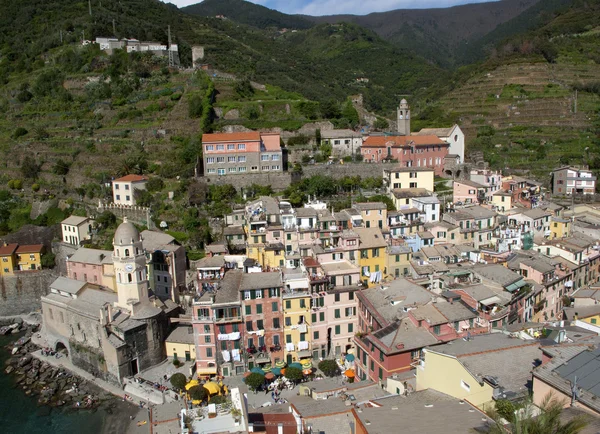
{"left": 182, "top": 0, "right": 314, "bottom": 30}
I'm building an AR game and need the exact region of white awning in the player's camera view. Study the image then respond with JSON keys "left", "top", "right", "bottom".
{"left": 480, "top": 296, "right": 502, "bottom": 306}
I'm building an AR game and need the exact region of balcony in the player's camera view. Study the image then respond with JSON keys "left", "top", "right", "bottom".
{"left": 282, "top": 288, "right": 310, "bottom": 299}
{"left": 214, "top": 315, "right": 242, "bottom": 323}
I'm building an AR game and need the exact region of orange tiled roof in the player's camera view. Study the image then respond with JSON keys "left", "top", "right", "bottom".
{"left": 114, "top": 174, "right": 149, "bottom": 183}
{"left": 202, "top": 132, "right": 261, "bottom": 142}
{"left": 362, "top": 135, "right": 445, "bottom": 148}
{"left": 0, "top": 243, "right": 18, "bottom": 256}
{"left": 16, "top": 244, "right": 44, "bottom": 254}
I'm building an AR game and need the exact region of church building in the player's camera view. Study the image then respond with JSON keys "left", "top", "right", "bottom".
{"left": 41, "top": 218, "right": 179, "bottom": 384}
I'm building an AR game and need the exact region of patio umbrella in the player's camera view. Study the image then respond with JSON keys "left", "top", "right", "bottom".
{"left": 280, "top": 368, "right": 286, "bottom": 376}
{"left": 344, "top": 369, "right": 355, "bottom": 378}
{"left": 275, "top": 361, "right": 286, "bottom": 368}
{"left": 302, "top": 369, "right": 313, "bottom": 376}
{"left": 301, "top": 361, "right": 312, "bottom": 370}
{"left": 345, "top": 354, "right": 355, "bottom": 362}
{"left": 271, "top": 367, "right": 281, "bottom": 376}
{"left": 262, "top": 364, "right": 272, "bottom": 373}
{"left": 251, "top": 367, "right": 266, "bottom": 375}
{"left": 185, "top": 379, "right": 199, "bottom": 391}
{"left": 265, "top": 372, "right": 275, "bottom": 380}
{"left": 289, "top": 362, "right": 302, "bottom": 370}
{"left": 203, "top": 381, "right": 221, "bottom": 395}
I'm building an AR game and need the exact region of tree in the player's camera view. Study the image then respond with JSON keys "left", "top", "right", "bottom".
{"left": 21, "top": 156, "right": 40, "bottom": 179}
{"left": 146, "top": 177, "right": 165, "bottom": 192}
{"left": 41, "top": 252, "right": 56, "bottom": 269}
{"left": 234, "top": 78, "right": 254, "bottom": 99}
{"left": 318, "top": 359, "right": 340, "bottom": 377}
{"left": 245, "top": 373, "right": 265, "bottom": 392}
{"left": 170, "top": 373, "right": 187, "bottom": 391}
{"left": 487, "top": 393, "right": 589, "bottom": 434}
{"left": 284, "top": 366, "right": 303, "bottom": 383}
{"left": 96, "top": 211, "right": 117, "bottom": 229}
{"left": 52, "top": 159, "right": 71, "bottom": 176}
{"left": 189, "top": 385, "right": 207, "bottom": 402}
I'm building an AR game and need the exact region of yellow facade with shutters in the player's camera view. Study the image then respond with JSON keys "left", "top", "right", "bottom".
{"left": 283, "top": 295, "right": 312, "bottom": 364}
{"left": 550, "top": 218, "right": 570, "bottom": 239}
{"left": 385, "top": 250, "right": 412, "bottom": 279}
{"left": 359, "top": 246, "right": 387, "bottom": 287}
{"left": 491, "top": 193, "right": 512, "bottom": 212}
{"left": 17, "top": 251, "right": 42, "bottom": 271}
{"left": 0, "top": 254, "right": 16, "bottom": 275}
{"left": 247, "top": 246, "right": 285, "bottom": 269}
{"left": 167, "top": 341, "right": 196, "bottom": 361}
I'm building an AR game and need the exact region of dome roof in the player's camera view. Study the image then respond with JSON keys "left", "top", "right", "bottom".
{"left": 114, "top": 218, "right": 140, "bottom": 246}
{"left": 400, "top": 98, "right": 408, "bottom": 104}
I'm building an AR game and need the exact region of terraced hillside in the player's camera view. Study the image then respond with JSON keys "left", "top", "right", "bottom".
{"left": 441, "top": 60, "right": 600, "bottom": 181}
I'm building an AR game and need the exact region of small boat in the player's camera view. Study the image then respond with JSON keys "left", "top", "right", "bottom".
{"left": 11, "top": 347, "right": 18, "bottom": 355}
{"left": 136, "top": 421, "right": 147, "bottom": 427}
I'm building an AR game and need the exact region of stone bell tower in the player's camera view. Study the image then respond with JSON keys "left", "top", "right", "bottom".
{"left": 397, "top": 98, "right": 411, "bottom": 136}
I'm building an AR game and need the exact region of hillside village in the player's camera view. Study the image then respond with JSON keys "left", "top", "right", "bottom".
{"left": 1, "top": 94, "right": 599, "bottom": 433}
{"left": 1, "top": 0, "right": 600, "bottom": 433}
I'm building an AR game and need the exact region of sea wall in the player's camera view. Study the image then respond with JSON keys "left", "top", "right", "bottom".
{"left": 0, "top": 270, "right": 58, "bottom": 316}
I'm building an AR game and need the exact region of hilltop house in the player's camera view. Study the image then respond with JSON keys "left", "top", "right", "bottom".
{"left": 112, "top": 174, "right": 148, "bottom": 206}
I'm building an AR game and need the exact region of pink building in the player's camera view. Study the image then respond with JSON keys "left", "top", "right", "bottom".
{"left": 66, "top": 248, "right": 114, "bottom": 289}
{"left": 452, "top": 179, "right": 487, "bottom": 205}
{"left": 360, "top": 135, "right": 449, "bottom": 176}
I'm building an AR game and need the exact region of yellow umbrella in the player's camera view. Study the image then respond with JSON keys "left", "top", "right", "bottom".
{"left": 301, "top": 361, "right": 312, "bottom": 370}
{"left": 203, "top": 381, "right": 221, "bottom": 395}
{"left": 185, "top": 379, "right": 199, "bottom": 391}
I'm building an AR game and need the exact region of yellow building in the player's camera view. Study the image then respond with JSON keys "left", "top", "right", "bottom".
{"left": 550, "top": 217, "right": 571, "bottom": 239}
{"left": 0, "top": 243, "right": 44, "bottom": 275}
{"left": 416, "top": 335, "right": 542, "bottom": 411}
{"left": 247, "top": 244, "right": 285, "bottom": 268}
{"left": 354, "top": 203, "right": 388, "bottom": 231}
{"left": 353, "top": 227, "right": 387, "bottom": 287}
{"left": 165, "top": 325, "right": 196, "bottom": 362}
{"left": 565, "top": 305, "right": 600, "bottom": 327}
{"left": 384, "top": 167, "right": 434, "bottom": 192}
{"left": 0, "top": 243, "right": 18, "bottom": 275}
{"left": 385, "top": 246, "right": 412, "bottom": 278}
{"left": 491, "top": 191, "right": 512, "bottom": 212}
{"left": 16, "top": 244, "right": 44, "bottom": 271}
{"left": 283, "top": 293, "right": 312, "bottom": 364}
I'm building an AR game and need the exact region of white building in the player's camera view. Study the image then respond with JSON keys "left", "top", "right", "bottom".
{"left": 61, "top": 216, "right": 94, "bottom": 246}
{"left": 414, "top": 124, "right": 465, "bottom": 163}
{"left": 112, "top": 174, "right": 149, "bottom": 206}
{"left": 412, "top": 195, "right": 441, "bottom": 223}
{"left": 552, "top": 166, "right": 596, "bottom": 195}
{"left": 320, "top": 129, "right": 363, "bottom": 158}
{"left": 470, "top": 169, "right": 503, "bottom": 200}
{"left": 507, "top": 208, "right": 552, "bottom": 237}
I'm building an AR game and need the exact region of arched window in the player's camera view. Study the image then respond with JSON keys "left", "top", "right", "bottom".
{"left": 118, "top": 273, "right": 122, "bottom": 283}
{"left": 138, "top": 271, "right": 143, "bottom": 281}
{"left": 128, "top": 273, "right": 132, "bottom": 283}
{"left": 136, "top": 248, "right": 139, "bottom": 255}
{"left": 116, "top": 249, "right": 119, "bottom": 257}
{"left": 125, "top": 249, "right": 130, "bottom": 257}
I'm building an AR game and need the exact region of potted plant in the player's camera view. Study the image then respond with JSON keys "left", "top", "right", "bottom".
{"left": 231, "top": 408, "right": 241, "bottom": 426}
{"left": 208, "top": 412, "right": 217, "bottom": 419}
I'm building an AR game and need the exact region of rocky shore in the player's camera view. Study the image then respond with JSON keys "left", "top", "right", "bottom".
{"left": 2, "top": 318, "right": 113, "bottom": 411}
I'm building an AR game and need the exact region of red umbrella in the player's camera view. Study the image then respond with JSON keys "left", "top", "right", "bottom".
{"left": 303, "top": 369, "right": 313, "bottom": 376}
{"left": 265, "top": 372, "right": 275, "bottom": 380}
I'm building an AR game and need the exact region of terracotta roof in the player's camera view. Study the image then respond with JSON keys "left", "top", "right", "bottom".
{"left": 114, "top": 174, "right": 149, "bottom": 183}
{"left": 0, "top": 243, "right": 18, "bottom": 256}
{"left": 202, "top": 132, "right": 261, "bottom": 142}
{"left": 261, "top": 132, "right": 282, "bottom": 151}
{"left": 362, "top": 135, "right": 445, "bottom": 148}
{"left": 16, "top": 244, "right": 44, "bottom": 254}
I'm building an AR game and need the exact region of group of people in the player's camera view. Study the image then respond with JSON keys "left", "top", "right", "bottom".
{"left": 41, "top": 347, "right": 61, "bottom": 358}
{"left": 269, "top": 384, "right": 288, "bottom": 404}
{"left": 75, "top": 395, "right": 97, "bottom": 408}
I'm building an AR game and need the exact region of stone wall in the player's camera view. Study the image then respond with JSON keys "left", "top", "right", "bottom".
{"left": 302, "top": 162, "right": 397, "bottom": 180}
{"left": 97, "top": 203, "right": 154, "bottom": 229}
{"left": 0, "top": 270, "right": 58, "bottom": 316}
{"left": 203, "top": 172, "right": 294, "bottom": 192}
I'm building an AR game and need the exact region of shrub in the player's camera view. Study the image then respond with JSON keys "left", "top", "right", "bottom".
{"left": 189, "top": 385, "right": 207, "bottom": 402}
{"left": 285, "top": 366, "right": 303, "bottom": 383}
{"left": 41, "top": 253, "right": 56, "bottom": 269}
{"left": 13, "top": 127, "right": 28, "bottom": 139}
{"left": 495, "top": 399, "right": 515, "bottom": 420}
{"left": 209, "top": 395, "right": 227, "bottom": 404}
{"left": 318, "top": 359, "right": 340, "bottom": 377}
{"left": 245, "top": 373, "right": 265, "bottom": 392}
{"left": 170, "top": 373, "right": 187, "bottom": 391}
{"left": 52, "top": 159, "right": 71, "bottom": 176}
{"left": 31, "top": 184, "right": 40, "bottom": 192}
